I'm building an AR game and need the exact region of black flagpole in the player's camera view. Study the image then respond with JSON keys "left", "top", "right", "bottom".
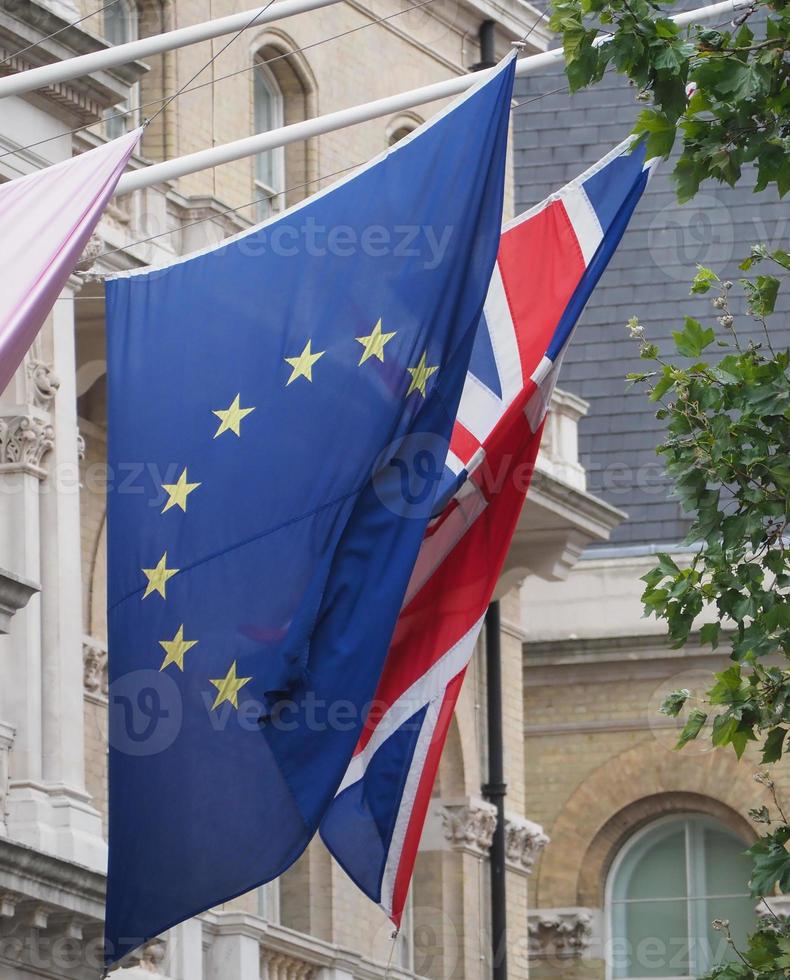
{"left": 473, "top": 20, "right": 507, "bottom": 978}
{"left": 483, "top": 600, "right": 508, "bottom": 980}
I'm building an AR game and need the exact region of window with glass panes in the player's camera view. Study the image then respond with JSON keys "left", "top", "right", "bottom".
{"left": 607, "top": 815, "right": 756, "bottom": 979}
{"left": 253, "top": 61, "right": 285, "bottom": 220}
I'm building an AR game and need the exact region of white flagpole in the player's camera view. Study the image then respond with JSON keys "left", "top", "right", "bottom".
{"left": 115, "top": 0, "right": 751, "bottom": 197}
{"left": 0, "top": 0, "right": 341, "bottom": 100}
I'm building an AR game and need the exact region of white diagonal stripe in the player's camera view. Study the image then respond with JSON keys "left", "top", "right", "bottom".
{"left": 484, "top": 261, "right": 522, "bottom": 403}
{"left": 379, "top": 697, "right": 442, "bottom": 917}
{"left": 558, "top": 182, "right": 603, "bottom": 266}
{"left": 335, "top": 616, "right": 484, "bottom": 797}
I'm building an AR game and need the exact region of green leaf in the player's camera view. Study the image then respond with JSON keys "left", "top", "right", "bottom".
{"left": 709, "top": 665, "right": 748, "bottom": 707}
{"left": 770, "top": 249, "right": 790, "bottom": 272}
{"left": 712, "top": 713, "right": 740, "bottom": 748}
{"left": 673, "top": 155, "right": 703, "bottom": 203}
{"left": 690, "top": 265, "right": 718, "bottom": 294}
{"left": 656, "top": 552, "right": 681, "bottom": 578}
{"left": 744, "top": 274, "right": 780, "bottom": 317}
{"left": 660, "top": 689, "right": 691, "bottom": 717}
{"left": 762, "top": 728, "right": 787, "bottom": 764}
{"left": 730, "top": 722, "right": 757, "bottom": 759}
{"left": 749, "top": 831, "right": 790, "bottom": 897}
{"left": 653, "top": 38, "right": 695, "bottom": 72}
{"left": 676, "top": 708, "right": 707, "bottom": 749}
{"left": 672, "top": 316, "right": 715, "bottom": 357}
{"left": 700, "top": 622, "right": 721, "bottom": 649}
{"left": 633, "top": 109, "right": 677, "bottom": 159}
{"left": 650, "top": 365, "right": 675, "bottom": 401}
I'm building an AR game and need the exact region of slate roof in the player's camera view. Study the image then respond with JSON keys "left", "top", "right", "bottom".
{"left": 513, "top": 44, "right": 790, "bottom": 549}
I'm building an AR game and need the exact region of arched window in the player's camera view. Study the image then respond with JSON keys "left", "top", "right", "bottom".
{"left": 253, "top": 59, "right": 285, "bottom": 220}
{"left": 607, "top": 815, "right": 756, "bottom": 979}
{"left": 104, "top": 0, "right": 138, "bottom": 139}
{"left": 386, "top": 113, "right": 423, "bottom": 148}
{"left": 388, "top": 126, "right": 415, "bottom": 147}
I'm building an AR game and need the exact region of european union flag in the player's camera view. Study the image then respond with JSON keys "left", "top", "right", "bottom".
{"left": 104, "top": 56, "right": 515, "bottom": 962}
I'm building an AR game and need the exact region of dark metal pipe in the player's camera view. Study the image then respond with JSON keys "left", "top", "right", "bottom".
{"left": 471, "top": 19, "right": 498, "bottom": 72}
{"left": 483, "top": 600, "right": 507, "bottom": 980}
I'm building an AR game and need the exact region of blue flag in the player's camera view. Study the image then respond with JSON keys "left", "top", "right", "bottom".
{"left": 104, "top": 55, "right": 515, "bottom": 963}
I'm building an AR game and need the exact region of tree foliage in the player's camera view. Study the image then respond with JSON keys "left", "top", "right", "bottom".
{"left": 550, "top": 0, "right": 789, "bottom": 970}
{"left": 549, "top": 0, "right": 790, "bottom": 200}
{"left": 630, "top": 252, "right": 790, "bottom": 977}
{"left": 631, "top": 249, "right": 789, "bottom": 759}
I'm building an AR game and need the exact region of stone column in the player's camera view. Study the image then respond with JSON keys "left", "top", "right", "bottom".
{"left": 498, "top": 593, "right": 531, "bottom": 980}
{"left": 38, "top": 280, "right": 106, "bottom": 870}
{"left": 0, "top": 357, "right": 50, "bottom": 827}
{"left": 415, "top": 796, "right": 497, "bottom": 980}
{"left": 208, "top": 914, "right": 262, "bottom": 980}
{"left": 169, "top": 920, "right": 205, "bottom": 980}
{"left": 0, "top": 286, "right": 105, "bottom": 870}
{"left": 506, "top": 815, "right": 550, "bottom": 977}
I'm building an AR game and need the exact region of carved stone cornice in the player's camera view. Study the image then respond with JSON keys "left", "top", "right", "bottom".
{"left": 83, "top": 638, "right": 108, "bottom": 700}
{"left": 0, "top": 840, "right": 106, "bottom": 977}
{"left": 0, "top": 0, "right": 147, "bottom": 126}
{"left": 0, "top": 414, "right": 54, "bottom": 476}
{"left": 0, "top": 53, "right": 104, "bottom": 126}
{"left": 504, "top": 815, "right": 549, "bottom": 874}
{"left": 440, "top": 797, "right": 497, "bottom": 856}
{"left": 528, "top": 908, "right": 593, "bottom": 959}
{"left": 0, "top": 568, "right": 39, "bottom": 634}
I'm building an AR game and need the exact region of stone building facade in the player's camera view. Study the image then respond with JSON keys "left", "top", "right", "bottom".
{"left": 0, "top": 2, "right": 633, "bottom": 979}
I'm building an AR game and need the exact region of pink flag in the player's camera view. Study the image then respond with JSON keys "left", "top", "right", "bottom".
{"left": 0, "top": 128, "right": 141, "bottom": 395}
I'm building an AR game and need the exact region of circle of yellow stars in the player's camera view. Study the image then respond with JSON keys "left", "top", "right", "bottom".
{"left": 140, "top": 319, "right": 438, "bottom": 713}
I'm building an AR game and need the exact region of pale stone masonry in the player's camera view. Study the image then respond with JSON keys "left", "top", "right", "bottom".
{"left": 0, "top": 2, "right": 626, "bottom": 978}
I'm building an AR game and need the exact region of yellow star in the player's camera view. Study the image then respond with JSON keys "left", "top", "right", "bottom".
{"left": 142, "top": 552, "right": 179, "bottom": 600}
{"left": 284, "top": 339, "right": 325, "bottom": 385}
{"left": 209, "top": 661, "right": 252, "bottom": 710}
{"left": 158, "top": 624, "right": 198, "bottom": 672}
{"left": 356, "top": 318, "right": 396, "bottom": 366}
{"left": 161, "top": 468, "right": 201, "bottom": 514}
{"left": 406, "top": 351, "right": 439, "bottom": 398}
{"left": 213, "top": 394, "right": 255, "bottom": 438}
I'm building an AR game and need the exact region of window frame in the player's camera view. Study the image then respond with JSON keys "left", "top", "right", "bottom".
{"left": 257, "top": 879, "right": 280, "bottom": 923}
{"left": 252, "top": 57, "right": 285, "bottom": 220}
{"left": 605, "top": 813, "right": 754, "bottom": 980}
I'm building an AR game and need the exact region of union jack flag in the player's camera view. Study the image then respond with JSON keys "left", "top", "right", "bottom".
{"left": 320, "top": 138, "right": 656, "bottom": 924}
